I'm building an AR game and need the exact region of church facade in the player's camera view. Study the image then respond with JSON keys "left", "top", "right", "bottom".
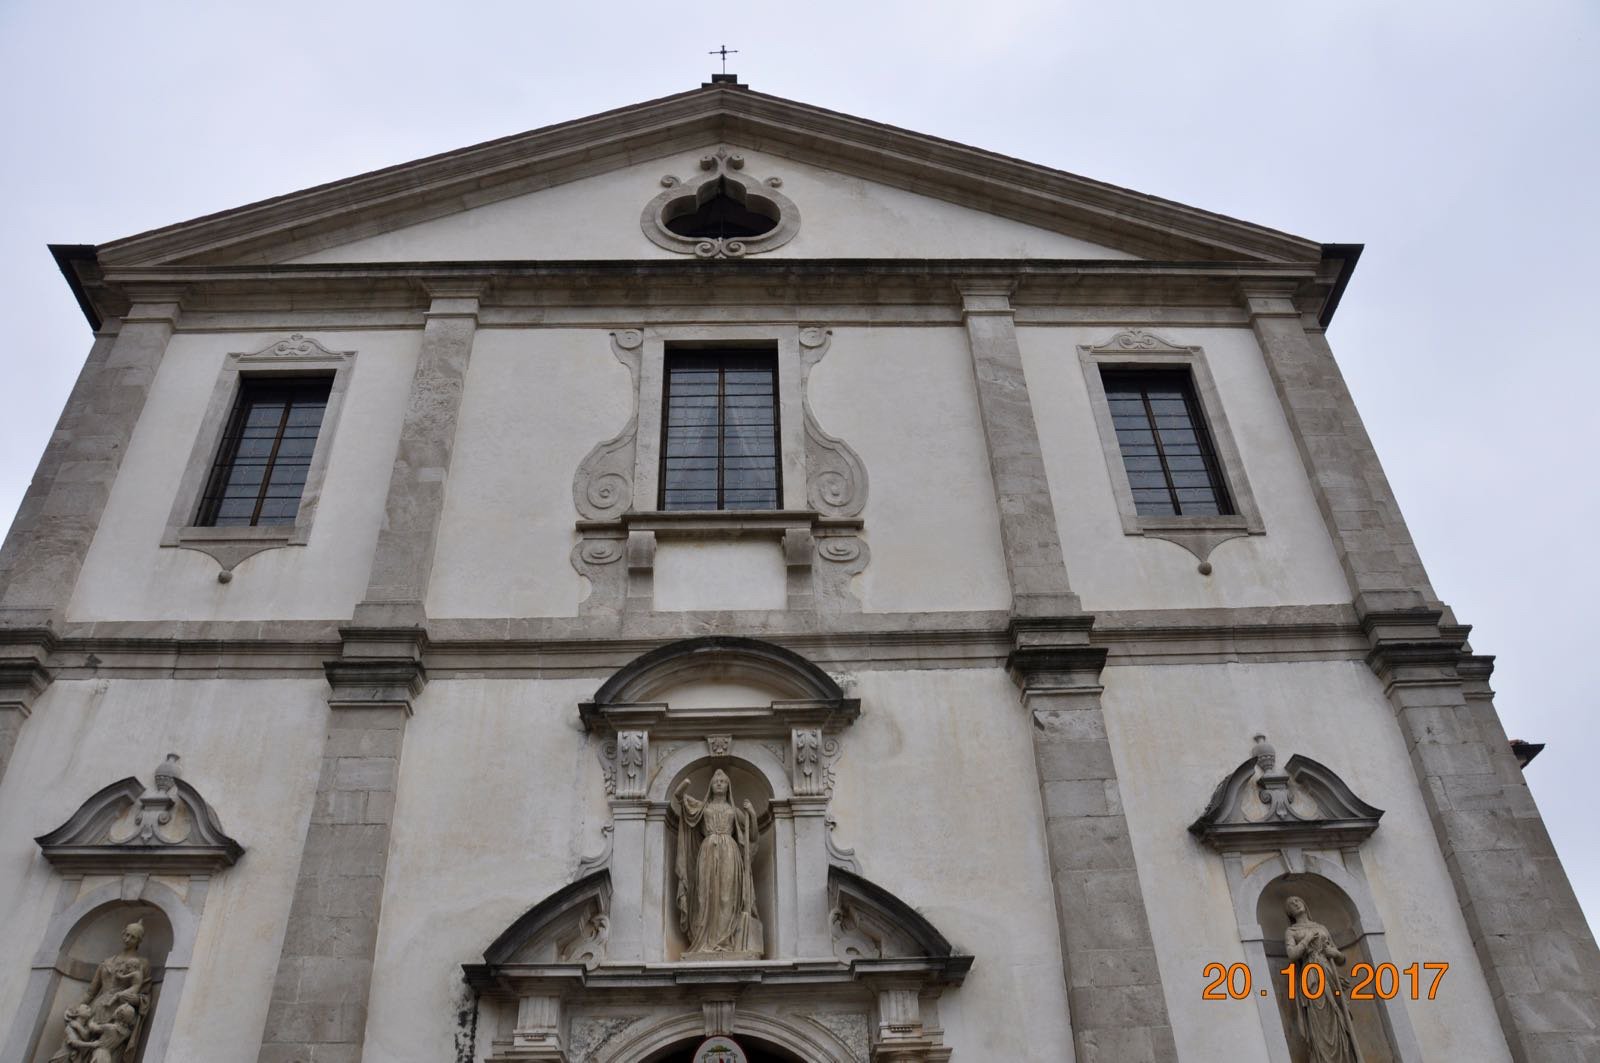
{"left": 0, "top": 80, "right": 1594, "bottom": 1063}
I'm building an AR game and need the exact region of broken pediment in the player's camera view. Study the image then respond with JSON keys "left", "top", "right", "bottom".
{"left": 36, "top": 753, "right": 244, "bottom": 874}
{"left": 465, "top": 865, "right": 968, "bottom": 985}
{"left": 481, "top": 870, "right": 613, "bottom": 971}
{"left": 82, "top": 85, "right": 1323, "bottom": 271}
{"left": 1189, "top": 734, "right": 1384, "bottom": 852}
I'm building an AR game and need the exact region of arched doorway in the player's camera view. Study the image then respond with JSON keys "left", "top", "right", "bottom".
{"left": 642, "top": 1034, "right": 808, "bottom": 1063}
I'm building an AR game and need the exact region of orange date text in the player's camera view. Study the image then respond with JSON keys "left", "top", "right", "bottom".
{"left": 1202, "top": 961, "right": 1448, "bottom": 1001}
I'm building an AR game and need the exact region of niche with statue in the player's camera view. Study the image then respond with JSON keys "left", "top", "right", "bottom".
{"left": 1190, "top": 734, "right": 1422, "bottom": 1063}
{"left": 0, "top": 754, "right": 241, "bottom": 1063}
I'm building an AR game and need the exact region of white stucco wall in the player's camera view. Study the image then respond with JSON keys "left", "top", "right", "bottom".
{"left": 829, "top": 668, "right": 1076, "bottom": 1061}
{"left": 288, "top": 146, "right": 1135, "bottom": 264}
{"left": 0, "top": 677, "right": 326, "bottom": 1063}
{"left": 68, "top": 329, "right": 421, "bottom": 622}
{"left": 427, "top": 328, "right": 628, "bottom": 618}
{"left": 653, "top": 540, "right": 788, "bottom": 611}
{"left": 1020, "top": 325, "right": 1352, "bottom": 611}
{"left": 809, "top": 327, "right": 1013, "bottom": 614}
{"left": 360, "top": 677, "right": 623, "bottom": 1062}
{"left": 361, "top": 668, "right": 1073, "bottom": 1062}
{"left": 1101, "top": 660, "right": 1512, "bottom": 1061}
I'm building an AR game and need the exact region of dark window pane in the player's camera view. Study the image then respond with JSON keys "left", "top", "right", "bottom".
{"left": 1100, "top": 368, "right": 1233, "bottom": 517}
{"left": 196, "top": 376, "right": 334, "bottom": 527}
{"left": 660, "top": 350, "right": 780, "bottom": 510}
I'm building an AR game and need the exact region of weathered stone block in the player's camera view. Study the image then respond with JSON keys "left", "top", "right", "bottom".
{"left": 1046, "top": 815, "right": 1137, "bottom": 871}
{"left": 1041, "top": 779, "right": 1111, "bottom": 817}
{"left": 1034, "top": 738, "right": 1117, "bottom": 783}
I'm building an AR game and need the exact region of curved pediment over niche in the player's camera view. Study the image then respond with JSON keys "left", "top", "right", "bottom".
{"left": 35, "top": 753, "right": 244, "bottom": 873}
{"left": 1189, "top": 734, "right": 1383, "bottom": 851}
{"left": 581, "top": 636, "right": 859, "bottom": 738}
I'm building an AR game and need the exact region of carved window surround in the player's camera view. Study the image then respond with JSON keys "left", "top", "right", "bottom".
{"left": 1079, "top": 329, "right": 1263, "bottom": 564}
{"left": 572, "top": 327, "right": 869, "bottom": 614}
{"left": 162, "top": 334, "right": 355, "bottom": 574}
{"left": 1189, "top": 735, "right": 1421, "bottom": 1063}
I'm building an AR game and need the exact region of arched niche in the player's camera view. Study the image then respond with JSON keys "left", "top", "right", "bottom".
{"left": 1256, "top": 873, "right": 1396, "bottom": 1063}
{"left": 0, "top": 754, "right": 239, "bottom": 1063}
{"left": 26, "top": 903, "right": 174, "bottom": 1063}
{"left": 663, "top": 758, "right": 778, "bottom": 962}
{"left": 580, "top": 637, "right": 858, "bottom": 968}
{"left": 1190, "top": 735, "right": 1421, "bottom": 1063}
{"left": 465, "top": 638, "right": 962, "bottom": 1061}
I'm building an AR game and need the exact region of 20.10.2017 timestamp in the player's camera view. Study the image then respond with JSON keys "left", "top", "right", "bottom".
{"left": 1202, "top": 962, "right": 1448, "bottom": 1001}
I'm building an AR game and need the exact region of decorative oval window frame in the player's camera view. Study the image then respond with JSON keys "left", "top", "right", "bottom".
{"left": 642, "top": 147, "right": 800, "bottom": 259}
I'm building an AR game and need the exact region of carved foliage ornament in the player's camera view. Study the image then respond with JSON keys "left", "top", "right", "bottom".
{"left": 642, "top": 148, "right": 800, "bottom": 259}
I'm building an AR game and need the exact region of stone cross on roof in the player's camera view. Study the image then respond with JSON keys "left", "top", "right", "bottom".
{"left": 708, "top": 44, "right": 739, "bottom": 75}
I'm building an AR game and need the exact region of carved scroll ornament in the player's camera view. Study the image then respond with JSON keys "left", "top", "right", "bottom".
{"left": 642, "top": 148, "right": 800, "bottom": 259}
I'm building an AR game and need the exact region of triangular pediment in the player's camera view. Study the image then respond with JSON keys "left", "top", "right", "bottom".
{"left": 92, "top": 84, "right": 1323, "bottom": 269}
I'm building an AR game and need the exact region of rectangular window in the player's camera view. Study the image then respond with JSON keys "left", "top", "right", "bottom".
{"left": 1100, "top": 368, "right": 1234, "bottom": 517}
{"left": 196, "top": 376, "right": 333, "bottom": 527}
{"left": 660, "top": 349, "right": 781, "bottom": 510}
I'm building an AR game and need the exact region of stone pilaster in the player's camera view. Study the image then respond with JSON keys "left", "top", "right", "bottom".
{"left": 1247, "top": 287, "right": 1600, "bottom": 1061}
{"left": 1369, "top": 625, "right": 1600, "bottom": 1063}
{"left": 1009, "top": 620, "right": 1177, "bottom": 1063}
{"left": 959, "top": 280, "right": 1171, "bottom": 1057}
{"left": 259, "top": 287, "right": 476, "bottom": 1061}
{"left": 1243, "top": 286, "right": 1433, "bottom": 616}
{"left": 257, "top": 627, "right": 425, "bottom": 1063}
{"left": 0, "top": 297, "right": 180, "bottom": 616}
{"left": 956, "top": 281, "right": 1079, "bottom": 616}
{"left": 360, "top": 286, "right": 482, "bottom": 614}
{"left": 0, "top": 296, "right": 180, "bottom": 789}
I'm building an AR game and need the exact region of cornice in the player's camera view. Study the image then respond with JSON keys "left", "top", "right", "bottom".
{"left": 66, "top": 259, "right": 1332, "bottom": 329}
{"left": 30, "top": 606, "right": 1374, "bottom": 679}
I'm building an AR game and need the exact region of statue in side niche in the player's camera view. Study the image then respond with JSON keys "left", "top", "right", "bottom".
{"left": 672, "top": 769, "right": 764, "bottom": 959}
{"left": 50, "top": 921, "right": 150, "bottom": 1063}
{"left": 1283, "top": 896, "right": 1363, "bottom": 1063}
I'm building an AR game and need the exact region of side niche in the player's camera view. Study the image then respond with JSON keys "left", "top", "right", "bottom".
{"left": 1189, "top": 734, "right": 1422, "bottom": 1063}
{"left": 2, "top": 754, "right": 242, "bottom": 1063}
{"left": 462, "top": 637, "right": 967, "bottom": 1063}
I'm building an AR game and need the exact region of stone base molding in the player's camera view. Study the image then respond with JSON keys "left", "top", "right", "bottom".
{"left": 1007, "top": 616, "right": 1178, "bottom": 1063}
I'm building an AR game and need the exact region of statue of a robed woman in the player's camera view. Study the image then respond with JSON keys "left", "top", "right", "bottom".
{"left": 1283, "top": 895, "right": 1364, "bottom": 1063}
{"left": 51, "top": 920, "right": 151, "bottom": 1063}
{"left": 671, "top": 769, "right": 764, "bottom": 959}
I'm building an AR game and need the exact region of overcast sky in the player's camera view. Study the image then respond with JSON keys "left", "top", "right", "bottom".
{"left": 1, "top": 3, "right": 1595, "bottom": 924}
